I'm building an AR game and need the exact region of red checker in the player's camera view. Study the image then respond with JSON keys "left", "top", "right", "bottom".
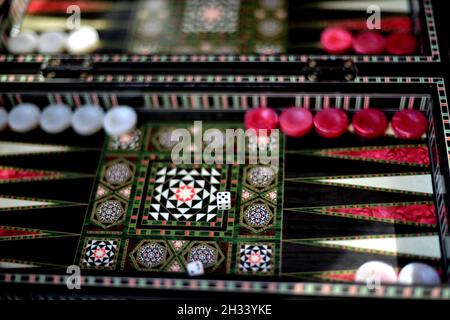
{"left": 244, "top": 107, "right": 279, "bottom": 133}
{"left": 386, "top": 33, "right": 418, "bottom": 55}
{"left": 392, "top": 110, "right": 427, "bottom": 140}
{"left": 352, "top": 108, "right": 388, "bottom": 139}
{"left": 320, "top": 27, "right": 353, "bottom": 54}
{"left": 280, "top": 107, "right": 313, "bottom": 137}
{"left": 314, "top": 108, "right": 349, "bottom": 139}
{"left": 353, "top": 31, "right": 386, "bottom": 55}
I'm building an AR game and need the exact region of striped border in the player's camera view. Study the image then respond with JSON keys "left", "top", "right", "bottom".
{"left": 0, "top": 273, "right": 449, "bottom": 300}
{"left": 0, "top": 74, "right": 445, "bottom": 87}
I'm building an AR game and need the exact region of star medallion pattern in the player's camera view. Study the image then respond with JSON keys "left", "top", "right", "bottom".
{"left": 81, "top": 239, "right": 119, "bottom": 269}
{"left": 182, "top": 0, "right": 241, "bottom": 33}
{"left": 238, "top": 244, "right": 273, "bottom": 274}
{"left": 148, "top": 166, "right": 222, "bottom": 222}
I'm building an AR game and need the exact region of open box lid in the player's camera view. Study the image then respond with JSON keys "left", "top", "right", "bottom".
{"left": 0, "top": 0, "right": 447, "bottom": 79}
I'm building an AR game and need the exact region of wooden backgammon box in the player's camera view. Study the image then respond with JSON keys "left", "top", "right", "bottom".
{"left": 0, "top": 0, "right": 449, "bottom": 301}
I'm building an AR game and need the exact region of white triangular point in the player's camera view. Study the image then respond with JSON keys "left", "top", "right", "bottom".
{"left": 319, "top": 235, "right": 441, "bottom": 259}
{"left": 317, "top": 174, "right": 433, "bottom": 195}
{"left": 0, "top": 262, "right": 38, "bottom": 269}
{"left": 0, "top": 197, "right": 58, "bottom": 209}
{"left": 0, "top": 142, "right": 73, "bottom": 156}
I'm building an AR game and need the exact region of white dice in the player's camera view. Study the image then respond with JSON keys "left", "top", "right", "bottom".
{"left": 217, "top": 191, "right": 231, "bottom": 210}
{"left": 187, "top": 261, "right": 204, "bottom": 277}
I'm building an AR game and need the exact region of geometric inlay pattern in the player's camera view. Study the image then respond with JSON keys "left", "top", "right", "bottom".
{"left": 91, "top": 196, "right": 127, "bottom": 229}
{"left": 182, "top": 0, "right": 241, "bottom": 34}
{"left": 96, "top": 200, "right": 124, "bottom": 224}
{"left": 243, "top": 203, "right": 273, "bottom": 228}
{"left": 239, "top": 197, "right": 277, "bottom": 235}
{"left": 148, "top": 165, "right": 221, "bottom": 222}
{"left": 129, "top": 155, "right": 241, "bottom": 238}
{"left": 108, "top": 130, "right": 142, "bottom": 151}
{"left": 101, "top": 159, "right": 135, "bottom": 190}
{"left": 127, "top": 240, "right": 226, "bottom": 273}
{"left": 188, "top": 243, "right": 218, "bottom": 268}
{"left": 79, "top": 122, "right": 284, "bottom": 276}
{"left": 136, "top": 242, "right": 167, "bottom": 268}
{"left": 105, "top": 163, "right": 131, "bottom": 186}
{"left": 246, "top": 166, "right": 276, "bottom": 189}
{"left": 81, "top": 239, "right": 119, "bottom": 269}
{"left": 238, "top": 244, "right": 273, "bottom": 274}
{"left": 129, "top": 241, "right": 169, "bottom": 271}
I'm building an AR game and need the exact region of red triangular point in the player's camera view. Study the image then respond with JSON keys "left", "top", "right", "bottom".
{"left": 325, "top": 203, "right": 436, "bottom": 226}
{"left": 0, "top": 226, "right": 41, "bottom": 238}
{"left": 0, "top": 167, "right": 60, "bottom": 182}
{"left": 0, "top": 226, "right": 77, "bottom": 241}
{"left": 314, "top": 145, "right": 429, "bottom": 166}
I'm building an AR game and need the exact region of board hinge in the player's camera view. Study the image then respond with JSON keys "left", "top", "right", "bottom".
{"left": 40, "top": 57, "right": 93, "bottom": 80}
{"left": 302, "top": 59, "right": 357, "bottom": 82}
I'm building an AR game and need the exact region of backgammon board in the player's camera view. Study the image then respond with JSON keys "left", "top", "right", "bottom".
{"left": 0, "top": 0, "right": 449, "bottom": 301}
